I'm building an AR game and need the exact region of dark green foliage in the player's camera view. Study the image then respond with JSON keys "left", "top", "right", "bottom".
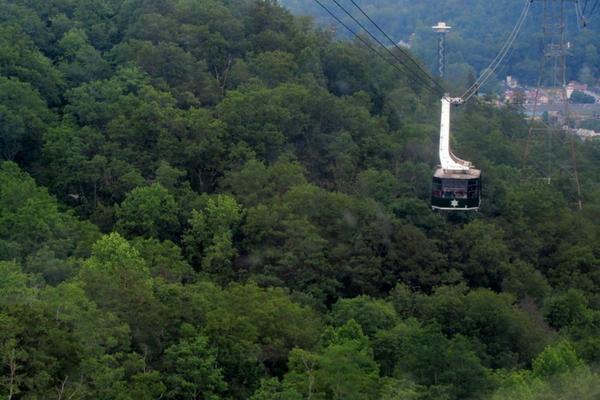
{"left": 571, "top": 90, "right": 596, "bottom": 104}
{"left": 131, "top": 237, "right": 195, "bottom": 283}
{"left": 162, "top": 334, "right": 227, "bottom": 399}
{"left": 397, "top": 286, "right": 550, "bottom": 369}
{"left": 284, "top": 321, "right": 381, "bottom": 400}
{"left": 0, "top": 162, "right": 99, "bottom": 262}
{"left": 330, "top": 296, "right": 398, "bottom": 338}
{"left": 0, "top": 77, "right": 54, "bottom": 163}
{"left": 0, "top": 24, "right": 64, "bottom": 105}
{"left": 116, "top": 183, "right": 181, "bottom": 240}
{"left": 374, "top": 320, "right": 492, "bottom": 399}
{"left": 3, "top": 0, "right": 600, "bottom": 399}
{"left": 492, "top": 341, "right": 600, "bottom": 399}
{"left": 79, "top": 233, "right": 166, "bottom": 350}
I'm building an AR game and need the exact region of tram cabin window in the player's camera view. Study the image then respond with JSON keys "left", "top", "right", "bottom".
{"left": 441, "top": 179, "right": 468, "bottom": 198}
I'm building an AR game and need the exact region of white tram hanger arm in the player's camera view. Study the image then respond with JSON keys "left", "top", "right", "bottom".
{"left": 438, "top": 96, "right": 472, "bottom": 172}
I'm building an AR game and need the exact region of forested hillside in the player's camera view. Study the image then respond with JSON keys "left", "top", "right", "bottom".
{"left": 1, "top": 0, "right": 600, "bottom": 399}
{"left": 282, "top": 0, "right": 600, "bottom": 87}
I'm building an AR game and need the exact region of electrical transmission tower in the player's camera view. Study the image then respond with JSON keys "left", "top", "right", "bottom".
{"left": 523, "top": 0, "right": 583, "bottom": 210}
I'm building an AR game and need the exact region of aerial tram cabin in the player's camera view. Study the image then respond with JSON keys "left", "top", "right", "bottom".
{"left": 431, "top": 97, "right": 481, "bottom": 211}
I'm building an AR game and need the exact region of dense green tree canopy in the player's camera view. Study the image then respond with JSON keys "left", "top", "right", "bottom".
{"left": 2, "top": 0, "right": 600, "bottom": 399}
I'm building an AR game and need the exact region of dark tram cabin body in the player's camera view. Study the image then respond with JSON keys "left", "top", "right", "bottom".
{"left": 431, "top": 168, "right": 481, "bottom": 211}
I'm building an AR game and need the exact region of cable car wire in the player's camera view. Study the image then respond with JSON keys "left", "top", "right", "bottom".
{"left": 317, "top": 0, "right": 529, "bottom": 104}
{"left": 345, "top": 0, "right": 445, "bottom": 93}
{"left": 582, "top": 0, "right": 600, "bottom": 25}
{"left": 588, "top": 0, "right": 600, "bottom": 21}
{"left": 575, "top": 0, "right": 586, "bottom": 28}
{"left": 326, "top": 0, "right": 443, "bottom": 94}
{"left": 460, "top": 0, "right": 531, "bottom": 102}
{"left": 461, "top": 0, "right": 531, "bottom": 101}
{"left": 312, "top": 0, "right": 440, "bottom": 94}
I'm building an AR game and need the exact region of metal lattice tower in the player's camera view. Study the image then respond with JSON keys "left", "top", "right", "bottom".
{"left": 433, "top": 22, "right": 452, "bottom": 78}
{"left": 523, "top": 0, "right": 583, "bottom": 210}
{"left": 543, "top": 0, "right": 570, "bottom": 108}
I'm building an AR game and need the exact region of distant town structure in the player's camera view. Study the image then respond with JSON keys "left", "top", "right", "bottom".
{"left": 566, "top": 81, "right": 588, "bottom": 98}
{"left": 575, "top": 128, "right": 600, "bottom": 140}
{"left": 396, "top": 40, "right": 411, "bottom": 49}
{"left": 432, "top": 22, "right": 452, "bottom": 78}
{"left": 500, "top": 75, "right": 600, "bottom": 134}
{"left": 397, "top": 33, "right": 416, "bottom": 49}
{"left": 506, "top": 75, "right": 518, "bottom": 89}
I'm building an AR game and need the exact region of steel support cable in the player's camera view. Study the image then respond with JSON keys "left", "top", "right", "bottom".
{"left": 461, "top": 2, "right": 530, "bottom": 102}
{"left": 313, "top": 0, "right": 439, "bottom": 94}
{"left": 461, "top": 0, "right": 532, "bottom": 101}
{"left": 494, "top": 39, "right": 518, "bottom": 84}
{"left": 329, "top": 0, "right": 441, "bottom": 92}
{"left": 327, "top": 0, "right": 443, "bottom": 94}
{"left": 346, "top": 0, "right": 445, "bottom": 93}
{"left": 583, "top": 0, "right": 600, "bottom": 25}
{"left": 587, "top": 0, "right": 600, "bottom": 21}
{"left": 575, "top": 0, "right": 597, "bottom": 28}
{"left": 462, "top": 0, "right": 531, "bottom": 100}
{"left": 575, "top": 0, "right": 585, "bottom": 28}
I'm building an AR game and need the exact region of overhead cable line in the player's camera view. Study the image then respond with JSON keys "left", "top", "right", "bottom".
{"left": 460, "top": 0, "right": 532, "bottom": 102}
{"left": 329, "top": 0, "right": 442, "bottom": 93}
{"left": 575, "top": 0, "right": 585, "bottom": 29}
{"left": 313, "top": 0, "right": 438, "bottom": 93}
{"left": 588, "top": 0, "right": 600, "bottom": 21}
{"left": 317, "top": 0, "right": 530, "bottom": 103}
{"left": 579, "top": 0, "right": 600, "bottom": 26}
{"left": 346, "top": 0, "right": 446, "bottom": 93}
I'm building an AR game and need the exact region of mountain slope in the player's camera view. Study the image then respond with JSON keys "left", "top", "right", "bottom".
{"left": 281, "top": 0, "right": 600, "bottom": 86}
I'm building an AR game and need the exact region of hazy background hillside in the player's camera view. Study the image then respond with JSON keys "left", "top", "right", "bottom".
{"left": 281, "top": 0, "right": 600, "bottom": 89}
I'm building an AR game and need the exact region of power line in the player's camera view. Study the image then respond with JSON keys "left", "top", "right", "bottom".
{"left": 345, "top": 0, "right": 445, "bottom": 93}
{"left": 312, "top": 0, "right": 440, "bottom": 94}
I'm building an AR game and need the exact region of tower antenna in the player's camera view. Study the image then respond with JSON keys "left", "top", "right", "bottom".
{"left": 432, "top": 22, "right": 452, "bottom": 78}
